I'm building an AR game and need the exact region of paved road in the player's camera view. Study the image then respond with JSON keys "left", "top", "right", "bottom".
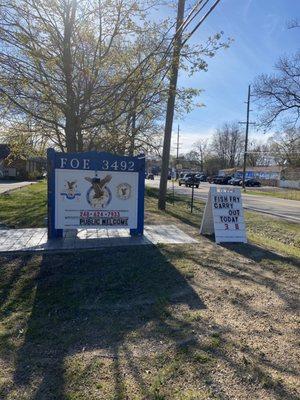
{"left": 147, "top": 179, "right": 300, "bottom": 223}
{"left": 0, "top": 180, "right": 37, "bottom": 194}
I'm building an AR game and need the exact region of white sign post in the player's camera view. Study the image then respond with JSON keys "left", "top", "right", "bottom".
{"left": 200, "top": 186, "right": 247, "bottom": 244}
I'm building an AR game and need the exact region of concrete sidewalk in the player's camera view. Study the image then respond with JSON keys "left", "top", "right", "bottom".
{"left": 0, "top": 225, "right": 198, "bottom": 253}
{"left": 0, "top": 180, "right": 37, "bottom": 194}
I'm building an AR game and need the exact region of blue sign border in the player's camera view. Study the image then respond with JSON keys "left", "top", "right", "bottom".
{"left": 47, "top": 148, "right": 145, "bottom": 239}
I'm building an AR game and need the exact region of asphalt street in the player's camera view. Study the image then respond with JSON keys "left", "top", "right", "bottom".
{"left": 146, "top": 178, "right": 300, "bottom": 223}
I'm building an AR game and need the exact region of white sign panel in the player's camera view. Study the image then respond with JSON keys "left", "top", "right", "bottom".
{"left": 55, "top": 169, "right": 138, "bottom": 229}
{"left": 200, "top": 186, "right": 247, "bottom": 243}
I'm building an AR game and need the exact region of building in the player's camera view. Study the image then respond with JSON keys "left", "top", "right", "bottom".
{"left": 0, "top": 144, "right": 46, "bottom": 179}
{"left": 218, "top": 166, "right": 284, "bottom": 187}
{"left": 218, "top": 165, "right": 300, "bottom": 188}
{"left": 280, "top": 167, "right": 300, "bottom": 189}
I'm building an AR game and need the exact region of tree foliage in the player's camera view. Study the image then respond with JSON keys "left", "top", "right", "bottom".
{"left": 268, "top": 127, "right": 300, "bottom": 167}
{"left": 211, "top": 122, "right": 244, "bottom": 168}
{"left": 253, "top": 52, "right": 300, "bottom": 130}
{"left": 0, "top": 0, "right": 230, "bottom": 154}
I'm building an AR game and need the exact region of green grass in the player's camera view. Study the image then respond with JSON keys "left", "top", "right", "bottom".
{"left": 146, "top": 187, "right": 300, "bottom": 259}
{"left": 0, "top": 181, "right": 47, "bottom": 228}
{"left": 245, "top": 188, "right": 300, "bottom": 201}
{"left": 0, "top": 184, "right": 299, "bottom": 399}
{"left": 0, "top": 249, "right": 221, "bottom": 399}
{"left": 0, "top": 182, "right": 299, "bottom": 258}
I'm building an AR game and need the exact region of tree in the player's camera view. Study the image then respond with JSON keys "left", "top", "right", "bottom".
{"left": 247, "top": 140, "right": 271, "bottom": 167}
{"left": 0, "top": 0, "right": 176, "bottom": 152}
{"left": 192, "top": 138, "right": 209, "bottom": 171}
{"left": 158, "top": 0, "right": 231, "bottom": 210}
{"left": 203, "top": 154, "right": 224, "bottom": 175}
{"left": 211, "top": 122, "right": 244, "bottom": 169}
{"left": 268, "top": 127, "right": 300, "bottom": 167}
{"left": 0, "top": 116, "right": 47, "bottom": 161}
{"left": 253, "top": 52, "right": 300, "bottom": 130}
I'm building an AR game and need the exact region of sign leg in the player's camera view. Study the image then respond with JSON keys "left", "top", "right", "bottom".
{"left": 47, "top": 148, "right": 63, "bottom": 239}
{"left": 130, "top": 161, "right": 145, "bottom": 236}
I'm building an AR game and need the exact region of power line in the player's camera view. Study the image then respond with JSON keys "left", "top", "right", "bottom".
{"left": 158, "top": 0, "right": 223, "bottom": 210}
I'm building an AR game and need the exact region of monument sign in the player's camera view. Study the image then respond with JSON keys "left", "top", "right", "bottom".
{"left": 47, "top": 149, "right": 145, "bottom": 239}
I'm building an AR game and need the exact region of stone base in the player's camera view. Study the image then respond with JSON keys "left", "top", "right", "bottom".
{"left": 0, "top": 225, "right": 198, "bottom": 253}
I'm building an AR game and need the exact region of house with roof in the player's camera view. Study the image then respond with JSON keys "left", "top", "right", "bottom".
{"left": 218, "top": 165, "right": 299, "bottom": 188}
{"left": 0, "top": 144, "right": 46, "bottom": 179}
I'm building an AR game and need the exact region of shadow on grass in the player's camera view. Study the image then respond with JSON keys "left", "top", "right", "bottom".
{"left": 1, "top": 243, "right": 298, "bottom": 399}
{"left": 10, "top": 246, "right": 205, "bottom": 399}
{"left": 222, "top": 241, "right": 300, "bottom": 268}
{"left": 197, "top": 235, "right": 300, "bottom": 310}
{"left": 146, "top": 186, "right": 204, "bottom": 230}
{"left": 201, "top": 233, "right": 300, "bottom": 268}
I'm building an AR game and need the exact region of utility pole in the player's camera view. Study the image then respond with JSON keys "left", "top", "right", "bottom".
{"left": 158, "top": 0, "right": 185, "bottom": 210}
{"left": 176, "top": 125, "right": 180, "bottom": 160}
{"left": 239, "top": 85, "right": 255, "bottom": 191}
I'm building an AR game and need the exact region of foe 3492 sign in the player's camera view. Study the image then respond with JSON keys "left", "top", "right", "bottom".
{"left": 200, "top": 186, "right": 247, "bottom": 244}
{"left": 47, "top": 149, "right": 145, "bottom": 238}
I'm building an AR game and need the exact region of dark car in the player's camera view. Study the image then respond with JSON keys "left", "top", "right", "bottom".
{"left": 146, "top": 173, "right": 154, "bottom": 180}
{"left": 178, "top": 173, "right": 192, "bottom": 186}
{"left": 243, "top": 178, "right": 261, "bottom": 187}
{"left": 195, "top": 174, "right": 207, "bottom": 182}
{"left": 212, "top": 176, "right": 232, "bottom": 185}
{"left": 185, "top": 174, "right": 201, "bottom": 188}
{"left": 207, "top": 176, "right": 217, "bottom": 183}
{"left": 228, "top": 177, "right": 242, "bottom": 186}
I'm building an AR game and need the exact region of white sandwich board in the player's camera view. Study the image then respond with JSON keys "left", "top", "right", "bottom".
{"left": 200, "top": 186, "right": 247, "bottom": 244}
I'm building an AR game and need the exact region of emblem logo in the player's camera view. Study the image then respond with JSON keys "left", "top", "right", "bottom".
{"left": 85, "top": 174, "right": 112, "bottom": 208}
{"left": 61, "top": 180, "right": 81, "bottom": 200}
{"left": 117, "top": 183, "right": 131, "bottom": 200}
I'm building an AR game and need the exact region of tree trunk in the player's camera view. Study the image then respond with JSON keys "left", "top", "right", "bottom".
{"left": 65, "top": 113, "right": 77, "bottom": 152}
{"left": 63, "top": 0, "right": 78, "bottom": 153}
{"left": 158, "top": 0, "right": 185, "bottom": 210}
{"left": 129, "top": 109, "right": 137, "bottom": 156}
{"left": 77, "top": 128, "right": 83, "bottom": 152}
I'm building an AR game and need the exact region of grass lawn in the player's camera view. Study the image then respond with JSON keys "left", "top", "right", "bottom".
{"left": 0, "top": 183, "right": 299, "bottom": 399}
{"left": 0, "top": 181, "right": 47, "bottom": 228}
{"left": 245, "top": 188, "right": 300, "bottom": 201}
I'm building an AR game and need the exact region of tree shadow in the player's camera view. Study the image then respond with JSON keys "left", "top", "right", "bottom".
{"left": 221, "top": 241, "right": 300, "bottom": 268}
{"left": 0, "top": 254, "right": 33, "bottom": 309}
{"left": 10, "top": 245, "right": 205, "bottom": 399}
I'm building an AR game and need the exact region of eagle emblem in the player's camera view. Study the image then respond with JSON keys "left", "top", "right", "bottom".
{"left": 85, "top": 175, "right": 112, "bottom": 208}
{"left": 117, "top": 183, "right": 131, "bottom": 200}
{"left": 61, "top": 180, "right": 80, "bottom": 200}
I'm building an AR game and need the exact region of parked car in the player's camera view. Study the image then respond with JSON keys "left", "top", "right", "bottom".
{"left": 195, "top": 174, "right": 207, "bottom": 182}
{"left": 178, "top": 173, "right": 192, "bottom": 186}
{"left": 146, "top": 173, "right": 154, "bottom": 180}
{"left": 212, "top": 176, "right": 232, "bottom": 185}
{"left": 228, "top": 177, "right": 242, "bottom": 186}
{"left": 185, "top": 174, "right": 201, "bottom": 188}
{"left": 207, "top": 176, "right": 217, "bottom": 183}
{"left": 243, "top": 178, "right": 261, "bottom": 187}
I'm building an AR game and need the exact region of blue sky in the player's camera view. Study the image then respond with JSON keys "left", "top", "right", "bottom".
{"left": 172, "top": 0, "right": 300, "bottom": 153}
